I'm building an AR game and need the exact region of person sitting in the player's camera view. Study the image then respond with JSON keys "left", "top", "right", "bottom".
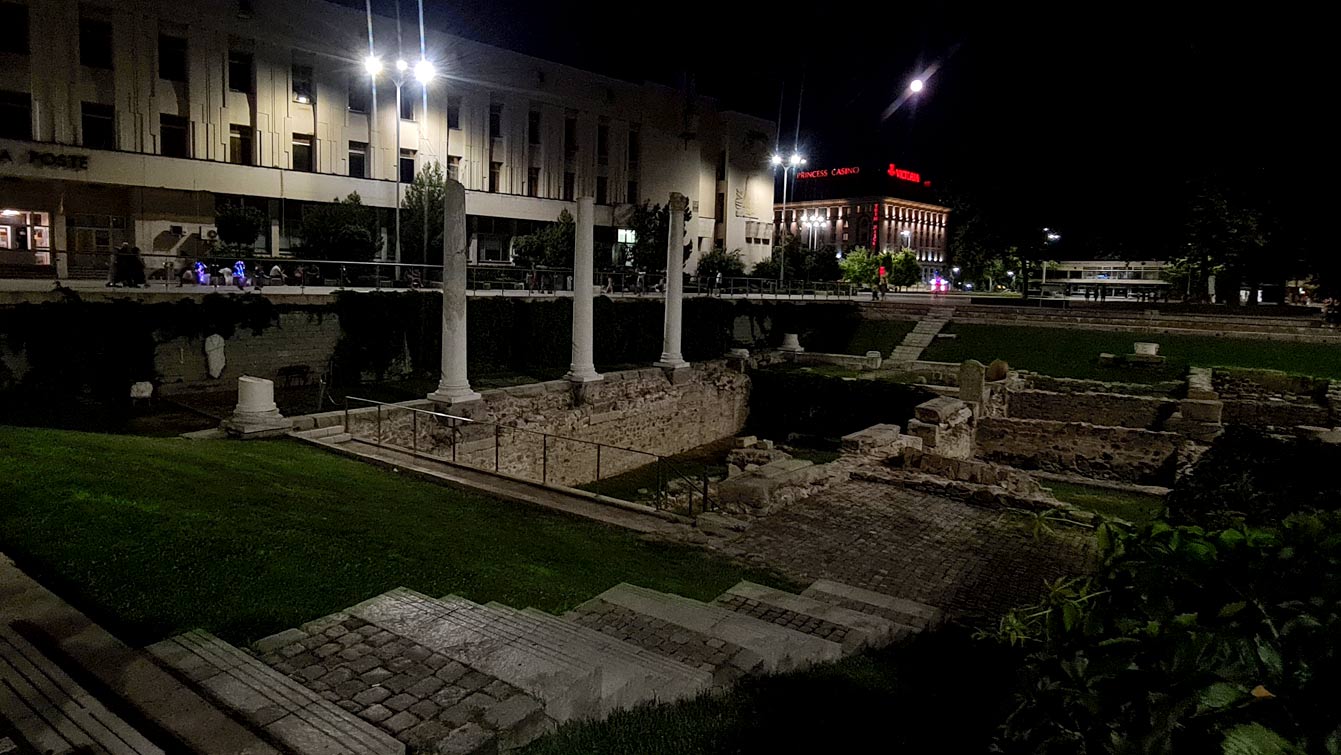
{"left": 268, "top": 263, "right": 286, "bottom": 285}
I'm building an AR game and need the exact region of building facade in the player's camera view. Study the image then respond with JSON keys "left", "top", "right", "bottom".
{"left": 776, "top": 195, "right": 950, "bottom": 283}
{"left": 1042, "top": 260, "right": 1169, "bottom": 297}
{"left": 0, "top": 0, "right": 775, "bottom": 275}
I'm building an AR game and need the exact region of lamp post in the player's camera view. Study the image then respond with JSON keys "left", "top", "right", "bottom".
{"left": 772, "top": 151, "right": 805, "bottom": 287}
{"left": 800, "top": 210, "right": 827, "bottom": 250}
{"left": 366, "top": 55, "right": 435, "bottom": 280}
{"left": 952, "top": 265, "right": 960, "bottom": 290}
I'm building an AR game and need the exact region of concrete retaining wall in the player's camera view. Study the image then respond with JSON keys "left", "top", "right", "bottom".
{"left": 155, "top": 310, "right": 343, "bottom": 395}
{"left": 976, "top": 416, "right": 1181, "bottom": 484}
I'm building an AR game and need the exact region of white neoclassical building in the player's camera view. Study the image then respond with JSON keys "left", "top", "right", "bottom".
{"left": 0, "top": 0, "right": 776, "bottom": 276}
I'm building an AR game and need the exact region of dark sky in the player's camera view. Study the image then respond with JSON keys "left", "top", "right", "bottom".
{"left": 361, "top": 1, "right": 1327, "bottom": 257}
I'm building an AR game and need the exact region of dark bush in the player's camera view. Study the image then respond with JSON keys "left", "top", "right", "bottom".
{"left": 745, "top": 370, "right": 934, "bottom": 441}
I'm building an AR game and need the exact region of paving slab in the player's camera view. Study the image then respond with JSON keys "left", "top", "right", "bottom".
{"left": 801, "top": 579, "right": 943, "bottom": 630}
{"left": 715, "top": 581, "right": 910, "bottom": 652}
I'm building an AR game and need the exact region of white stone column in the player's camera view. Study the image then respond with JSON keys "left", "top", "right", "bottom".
{"left": 566, "top": 197, "right": 602, "bottom": 383}
{"left": 655, "top": 192, "right": 689, "bottom": 369}
{"left": 428, "top": 179, "right": 481, "bottom": 405}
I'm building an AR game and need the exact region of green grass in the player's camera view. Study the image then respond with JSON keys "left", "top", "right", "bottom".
{"left": 922, "top": 323, "right": 1341, "bottom": 382}
{"left": 840, "top": 319, "right": 914, "bottom": 356}
{"left": 0, "top": 426, "right": 788, "bottom": 645}
{"left": 1045, "top": 481, "right": 1166, "bottom": 524}
{"left": 523, "top": 628, "right": 1018, "bottom": 754}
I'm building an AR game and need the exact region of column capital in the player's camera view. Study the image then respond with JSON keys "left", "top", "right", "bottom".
{"left": 668, "top": 192, "right": 688, "bottom": 212}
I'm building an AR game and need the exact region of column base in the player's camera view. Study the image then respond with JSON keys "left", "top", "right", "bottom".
{"left": 426, "top": 385, "right": 482, "bottom": 406}
{"left": 565, "top": 368, "right": 604, "bottom": 384}
{"left": 654, "top": 355, "right": 689, "bottom": 370}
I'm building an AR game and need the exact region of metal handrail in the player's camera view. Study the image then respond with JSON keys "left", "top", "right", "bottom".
{"left": 342, "top": 395, "right": 718, "bottom": 514}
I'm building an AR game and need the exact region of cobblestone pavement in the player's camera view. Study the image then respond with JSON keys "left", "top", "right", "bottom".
{"left": 712, "top": 593, "right": 853, "bottom": 645}
{"left": 566, "top": 600, "right": 757, "bottom": 686}
{"left": 259, "top": 614, "right": 549, "bottom": 752}
{"left": 724, "top": 480, "right": 1095, "bottom": 624}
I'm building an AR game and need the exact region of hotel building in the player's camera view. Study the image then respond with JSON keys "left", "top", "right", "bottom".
{"left": 0, "top": 0, "right": 776, "bottom": 276}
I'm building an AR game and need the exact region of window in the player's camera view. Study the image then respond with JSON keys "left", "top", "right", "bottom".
{"left": 563, "top": 115, "right": 577, "bottom": 156}
{"left": 627, "top": 127, "right": 640, "bottom": 165}
{"left": 81, "top": 102, "right": 115, "bottom": 149}
{"left": 398, "top": 91, "right": 414, "bottom": 121}
{"left": 617, "top": 229, "right": 636, "bottom": 245}
{"left": 348, "top": 74, "right": 370, "bottom": 113}
{"left": 447, "top": 96, "right": 461, "bottom": 129}
{"left": 1, "top": 4, "right": 30, "bottom": 55}
{"left": 399, "top": 148, "right": 415, "bottom": 183}
{"left": 595, "top": 176, "right": 608, "bottom": 205}
{"left": 79, "top": 17, "right": 113, "bottom": 69}
{"left": 0, "top": 90, "right": 32, "bottom": 140}
{"left": 527, "top": 167, "right": 539, "bottom": 197}
{"left": 156, "top": 34, "right": 187, "bottom": 81}
{"left": 228, "top": 51, "right": 253, "bottom": 93}
{"left": 228, "top": 124, "right": 252, "bottom": 165}
{"left": 626, "top": 181, "right": 638, "bottom": 204}
{"left": 562, "top": 171, "right": 574, "bottom": 201}
{"left": 488, "top": 161, "right": 501, "bottom": 192}
{"left": 160, "top": 114, "right": 189, "bottom": 157}
{"left": 527, "top": 110, "right": 541, "bottom": 145}
{"left": 446, "top": 155, "right": 460, "bottom": 181}
{"left": 342, "top": 142, "right": 366, "bottom": 178}
{"left": 292, "top": 134, "right": 313, "bottom": 172}
{"left": 489, "top": 103, "right": 502, "bottom": 139}
{"left": 292, "top": 64, "right": 313, "bottom": 104}
{"left": 596, "top": 123, "right": 609, "bottom": 165}
{"left": 716, "top": 151, "right": 726, "bottom": 181}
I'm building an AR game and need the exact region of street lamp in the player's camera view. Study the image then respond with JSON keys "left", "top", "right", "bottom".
{"left": 800, "top": 211, "right": 828, "bottom": 250}
{"left": 773, "top": 151, "right": 806, "bottom": 286}
{"left": 952, "top": 265, "right": 960, "bottom": 289}
{"left": 367, "top": 55, "right": 436, "bottom": 278}
{"left": 909, "top": 78, "right": 924, "bottom": 93}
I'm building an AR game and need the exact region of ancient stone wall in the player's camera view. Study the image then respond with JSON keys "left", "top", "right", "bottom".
{"left": 1018, "top": 372, "right": 1183, "bottom": 397}
{"left": 1220, "top": 400, "right": 1331, "bottom": 429}
{"left": 976, "top": 417, "right": 1181, "bottom": 484}
{"left": 1007, "top": 389, "right": 1176, "bottom": 429}
{"left": 154, "top": 310, "right": 344, "bottom": 395}
{"left": 348, "top": 363, "right": 750, "bottom": 487}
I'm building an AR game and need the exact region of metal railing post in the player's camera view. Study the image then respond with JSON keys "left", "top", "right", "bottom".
{"left": 412, "top": 411, "right": 418, "bottom": 454}
{"left": 702, "top": 468, "right": 710, "bottom": 514}
{"left": 542, "top": 435, "right": 548, "bottom": 484}
{"left": 343, "top": 399, "right": 349, "bottom": 434}
{"left": 596, "top": 444, "right": 602, "bottom": 482}
{"left": 452, "top": 423, "right": 458, "bottom": 462}
{"left": 376, "top": 405, "right": 382, "bottom": 445}
{"left": 495, "top": 425, "right": 500, "bottom": 472}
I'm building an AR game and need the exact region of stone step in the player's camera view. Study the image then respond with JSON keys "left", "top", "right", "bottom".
{"left": 297, "top": 425, "right": 349, "bottom": 440}
{"left": 482, "top": 602, "right": 711, "bottom": 710}
{"left": 713, "top": 581, "right": 913, "bottom": 653}
{"left": 0, "top": 625, "right": 163, "bottom": 755}
{"left": 588, "top": 583, "right": 842, "bottom": 674}
{"left": 147, "top": 630, "right": 404, "bottom": 755}
{"left": 346, "top": 588, "right": 603, "bottom": 723}
{"left": 800, "top": 579, "right": 944, "bottom": 631}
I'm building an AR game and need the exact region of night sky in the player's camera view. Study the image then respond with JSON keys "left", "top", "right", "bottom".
{"left": 356, "top": 1, "right": 1326, "bottom": 258}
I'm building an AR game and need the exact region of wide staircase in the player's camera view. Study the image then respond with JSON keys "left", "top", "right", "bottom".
{"left": 888, "top": 308, "right": 955, "bottom": 364}
{"left": 148, "top": 579, "right": 942, "bottom": 754}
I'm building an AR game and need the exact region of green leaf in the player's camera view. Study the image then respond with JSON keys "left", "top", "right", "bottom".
{"left": 1219, "top": 601, "right": 1248, "bottom": 618}
{"left": 1220, "top": 722, "right": 1305, "bottom": 755}
{"left": 1174, "top": 612, "right": 1199, "bottom": 627}
{"left": 1185, "top": 541, "right": 1218, "bottom": 562}
{"left": 1198, "top": 682, "right": 1246, "bottom": 711}
{"left": 1219, "top": 529, "right": 1246, "bottom": 549}
{"left": 1256, "top": 638, "right": 1284, "bottom": 678}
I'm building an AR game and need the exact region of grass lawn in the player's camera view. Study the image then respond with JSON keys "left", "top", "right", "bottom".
{"left": 922, "top": 323, "right": 1341, "bottom": 382}
{"left": 1045, "top": 481, "right": 1166, "bottom": 524}
{"left": 0, "top": 426, "right": 789, "bottom": 645}
{"left": 838, "top": 318, "right": 915, "bottom": 356}
{"left": 523, "top": 628, "right": 1018, "bottom": 754}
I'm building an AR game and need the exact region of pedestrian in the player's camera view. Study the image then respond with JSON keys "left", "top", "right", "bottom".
{"left": 269, "top": 263, "right": 285, "bottom": 284}
{"left": 107, "top": 243, "right": 128, "bottom": 287}
{"left": 636, "top": 269, "right": 646, "bottom": 295}
{"left": 715, "top": 271, "right": 723, "bottom": 296}
{"left": 602, "top": 274, "right": 614, "bottom": 295}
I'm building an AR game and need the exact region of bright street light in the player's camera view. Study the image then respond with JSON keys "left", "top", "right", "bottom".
{"left": 770, "top": 154, "right": 783, "bottom": 166}
{"left": 789, "top": 153, "right": 803, "bottom": 167}
{"left": 952, "top": 266, "right": 960, "bottom": 275}
{"left": 395, "top": 59, "right": 409, "bottom": 73}
{"left": 909, "top": 78, "right": 925, "bottom": 93}
{"left": 414, "top": 59, "right": 436, "bottom": 84}
{"left": 364, "top": 55, "right": 382, "bottom": 77}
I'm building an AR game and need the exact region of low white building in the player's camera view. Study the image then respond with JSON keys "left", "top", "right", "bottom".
{"left": 0, "top": 0, "right": 775, "bottom": 276}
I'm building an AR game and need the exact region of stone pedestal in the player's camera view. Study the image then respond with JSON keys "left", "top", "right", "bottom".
{"left": 566, "top": 197, "right": 603, "bottom": 385}
{"left": 428, "top": 179, "right": 482, "bottom": 405}
{"left": 778, "top": 333, "right": 804, "bottom": 353}
{"left": 1134, "top": 342, "right": 1160, "bottom": 356}
{"left": 655, "top": 192, "right": 690, "bottom": 370}
{"left": 958, "top": 359, "right": 986, "bottom": 412}
{"left": 221, "top": 376, "right": 290, "bottom": 438}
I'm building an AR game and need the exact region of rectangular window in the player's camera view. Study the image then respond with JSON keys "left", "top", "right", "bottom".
{"left": 447, "top": 96, "right": 461, "bottom": 129}
{"left": 0, "top": 90, "right": 33, "bottom": 140}
{"left": 79, "top": 17, "right": 113, "bottom": 69}
{"left": 228, "top": 124, "right": 253, "bottom": 165}
{"left": 446, "top": 155, "right": 460, "bottom": 181}
{"left": 81, "top": 102, "right": 115, "bottom": 149}
{"left": 596, "top": 123, "right": 609, "bottom": 165}
{"left": 292, "top": 64, "right": 313, "bottom": 104}
{"left": 347, "top": 74, "right": 370, "bottom": 113}
{"left": 489, "top": 103, "right": 502, "bottom": 139}
{"left": 595, "top": 176, "right": 608, "bottom": 205}
{"left": 617, "top": 229, "right": 636, "bottom": 245}
{"left": 564, "top": 116, "right": 577, "bottom": 156}
{"left": 159, "top": 114, "right": 189, "bottom": 157}
{"left": 398, "top": 91, "right": 414, "bottom": 121}
{"left": 0, "top": 4, "right": 28, "bottom": 54}
{"left": 627, "top": 127, "right": 640, "bottom": 165}
{"left": 489, "top": 161, "right": 501, "bottom": 192}
{"left": 626, "top": 180, "right": 638, "bottom": 204}
{"left": 527, "top": 110, "right": 541, "bottom": 145}
{"left": 527, "top": 166, "right": 539, "bottom": 197}
{"left": 716, "top": 151, "right": 726, "bottom": 181}
{"left": 562, "top": 171, "right": 574, "bottom": 201}
{"left": 399, "top": 148, "right": 415, "bottom": 183}
{"left": 228, "top": 51, "right": 253, "bottom": 93}
{"left": 291, "top": 134, "right": 313, "bottom": 171}
{"left": 347, "top": 141, "right": 366, "bottom": 178}
{"left": 158, "top": 34, "right": 187, "bottom": 81}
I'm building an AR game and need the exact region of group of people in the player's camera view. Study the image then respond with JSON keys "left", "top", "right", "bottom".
{"left": 177, "top": 260, "right": 306, "bottom": 289}
{"left": 105, "top": 244, "right": 147, "bottom": 287}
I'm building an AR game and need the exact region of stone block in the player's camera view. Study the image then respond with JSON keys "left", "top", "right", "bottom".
{"left": 753, "top": 439, "right": 775, "bottom": 450}
{"left": 958, "top": 359, "right": 986, "bottom": 408}
{"left": 1098, "top": 353, "right": 1118, "bottom": 366}
{"left": 914, "top": 396, "right": 968, "bottom": 424}
{"left": 1134, "top": 342, "right": 1160, "bottom": 356}
{"left": 779, "top": 333, "right": 804, "bottom": 353}
{"left": 840, "top": 424, "right": 903, "bottom": 455}
{"left": 1179, "top": 398, "right": 1223, "bottom": 424}
{"left": 733, "top": 435, "right": 758, "bottom": 448}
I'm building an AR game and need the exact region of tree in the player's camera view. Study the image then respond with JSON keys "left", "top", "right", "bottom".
{"left": 694, "top": 247, "right": 746, "bottom": 279}
{"left": 398, "top": 162, "right": 447, "bottom": 267}
{"left": 750, "top": 255, "right": 780, "bottom": 279}
{"left": 511, "top": 209, "right": 576, "bottom": 268}
{"left": 214, "top": 204, "right": 266, "bottom": 253}
{"left": 889, "top": 249, "right": 922, "bottom": 290}
{"left": 298, "top": 192, "right": 382, "bottom": 262}
{"left": 838, "top": 246, "right": 880, "bottom": 287}
{"left": 626, "top": 200, "right": 692, "bottom": 271}
{"left": 1175, "top": 178, "right": 1270, "bottom": 304}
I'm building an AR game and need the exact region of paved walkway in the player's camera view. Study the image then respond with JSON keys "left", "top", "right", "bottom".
{"left": 723, "top": 480, "right": 1095, "bottom": 624}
